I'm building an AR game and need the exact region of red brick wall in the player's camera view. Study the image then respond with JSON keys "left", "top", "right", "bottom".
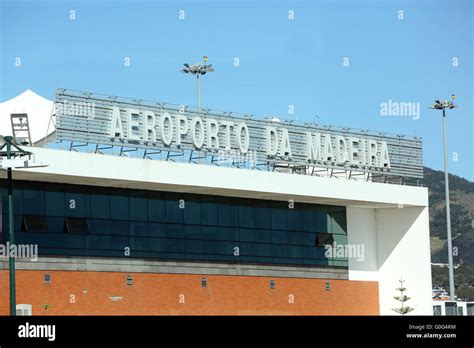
{"left": 0, "top": 270, "right": 379, "bottom": 315}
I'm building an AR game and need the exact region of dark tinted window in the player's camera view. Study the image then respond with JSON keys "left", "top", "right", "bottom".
{"left": 147, "top": 193, "right": 165, "bottom": 222}
{"left": 0, "top": 179, "right": 348, "bottom": 268}
{"left": 89, "top": 219, "right": 110, "bottom": 235}
{"left": 184, "top": 199, "right": 201, "bottom": 225}
{"left": 201, "top": 198, "right": 217, "bottom": 226}
{"left": 90, "top": 193, "right": 110, "bottom": 219}
{"left": 65, "top": 191, "right": 88, "bottom": 217}
{"left": 238, "top": 203, "right": 255, "bottom": 228}
{"left": 110, "top": 194, "right": 129, "bottom": 220}
{"left": 22, "top": 187, "right": 44, "bottom": 215}
{"left": 165, "top": 194, "right": 183, "bottom": 223}
{"left": 218, "top": 199, "right": 235, "bottom": 226}
{"left": 271, "top": 205, "right": 286, "bottom": 230}
{"left": 64, "top": 217, "right": 89, "bottom": 234}
{"left": 45, "top": 190, "right": 65, "bottom": 216}
{"left": 315, "top": 233, "right": 334, "bottom": 247}
{"left": 130, "top": 193, "right": 147, "bottom": 221}
{"left": 286, "top": 209, "right": 301, "bottom": 231}
{"left": 22, "top": 215, "right": 47, "bottom": 232}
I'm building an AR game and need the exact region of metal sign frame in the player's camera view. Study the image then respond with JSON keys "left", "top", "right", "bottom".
{"left": 53, "top": 88, "right": 423, "bottom": 180}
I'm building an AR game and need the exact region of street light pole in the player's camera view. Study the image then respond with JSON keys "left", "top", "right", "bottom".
{"left": 181, "top": 56, "right": 214, "bottom": 112}
{"left": 7, "top": 145, "right": 16, "bottom": 316}
{"left": 430, "top": 97, "right": 457, "bottom": 302}
{"left": 441, "top": 107, "right": 455, "bottom": 301}
{"left": 197, "top": 74, "right": 200, "bottom": 111}
{"left": 0, "top": 135, "right": 32, "bottom": 316}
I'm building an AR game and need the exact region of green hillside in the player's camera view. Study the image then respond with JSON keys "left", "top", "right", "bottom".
{"left": 423, "top": 167, "right": 474, "bottom": 298}
{"left": 423, "top": 167, "right": 474, "bottom": 266}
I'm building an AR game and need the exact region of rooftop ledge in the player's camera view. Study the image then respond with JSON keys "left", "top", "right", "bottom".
{"left": 3, "top": 147, "right": 428, "bottom": 209}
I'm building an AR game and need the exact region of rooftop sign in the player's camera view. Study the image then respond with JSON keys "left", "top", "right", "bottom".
{"left": 54, "top": 89, "right": 423, "bottom": 178}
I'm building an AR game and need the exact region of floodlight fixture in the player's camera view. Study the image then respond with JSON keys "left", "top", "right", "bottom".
{"left": 181, "top": 56, "right": 215, "bottom": 111}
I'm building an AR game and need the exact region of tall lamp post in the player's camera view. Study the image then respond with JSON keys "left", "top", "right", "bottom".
{"left": 0, "top": 135, "right": 32, "bottom": 315}
{"left": 429, "top": 96, "right": 457, "bottom": 302}
{"left": 181, "top": 56, "right": 214, "bottom": 112}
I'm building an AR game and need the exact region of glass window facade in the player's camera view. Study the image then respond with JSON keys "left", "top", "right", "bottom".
{"left": 0, "top": 180, "right": 348, "bottom": 268}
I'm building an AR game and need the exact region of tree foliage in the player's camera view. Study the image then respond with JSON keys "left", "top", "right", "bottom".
{"left": 392, "top": 278, "right": 415, "bottom": 315}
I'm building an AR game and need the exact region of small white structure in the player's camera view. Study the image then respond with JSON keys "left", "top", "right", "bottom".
{"left": 0, "top": 89, "right": 55, "bottom": 145}
{"left": 433, "top": 300, "right": 474, "bottom": 316}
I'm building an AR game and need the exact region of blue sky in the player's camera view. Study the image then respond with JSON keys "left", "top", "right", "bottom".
{"left": 1, "top": 0, "right": 473, "bottom": 180}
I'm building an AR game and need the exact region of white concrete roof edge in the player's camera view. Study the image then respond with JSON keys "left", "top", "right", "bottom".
{"left": 14, "top": 147, "right": 428, "bottom": 208}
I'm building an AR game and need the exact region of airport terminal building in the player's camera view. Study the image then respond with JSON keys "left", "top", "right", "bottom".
{"left": 0, "top": 89, "right": 431, "bottom": 315}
